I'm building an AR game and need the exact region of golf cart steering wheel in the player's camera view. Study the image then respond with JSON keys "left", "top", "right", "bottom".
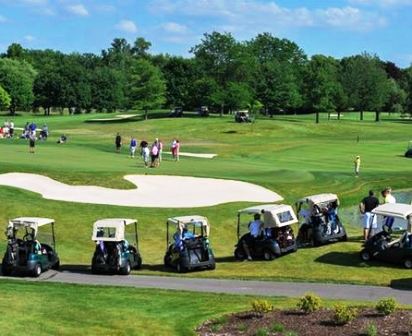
{"left": 23, "top": 233, "right": 30, "bottom": 241}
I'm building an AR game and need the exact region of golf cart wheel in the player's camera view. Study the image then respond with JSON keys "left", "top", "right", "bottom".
{"left": 1, "top": 263, "right": 12, "bottom": 276}
{"left": 360, "top": 249, "right": 371, "bottom": 262}
{"left": 32, "top": 263, "right": 42, "bottom": 277}
{"left": 341, "top": 234, "right": 348, "bottom": 242}
{"left": 403, "top": 259, "right": 412, "bottom": 269}
{"left": 263, "top": 249, "right": 275, "bottom": 261}
{"left": 120, "top": 262, "right": 131, "bottom": 275}
{"left": 51, "top": 260, "right": 60, "bottom": 271}
{"left": 234, "top": 248, "right": 246, "bottom": 261}
{"left": 176, "top": 262, "right": 186, "bottom": 273}
{"left": 209, "top": 263, "right": 216, "bottom": 270}
{"left": 134, "top": 256, "right": 142, "bottom": 270}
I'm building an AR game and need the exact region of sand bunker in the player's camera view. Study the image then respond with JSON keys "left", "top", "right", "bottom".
{"left": 164, "top": 152, "right": 217, "bottom": 159}
{"left": 0, "top": 173, "right": 282, "bottom": 208}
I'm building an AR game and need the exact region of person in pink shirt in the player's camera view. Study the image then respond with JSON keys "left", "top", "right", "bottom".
{"left": 174, "top": 139, "right": 180, "bottom": 161}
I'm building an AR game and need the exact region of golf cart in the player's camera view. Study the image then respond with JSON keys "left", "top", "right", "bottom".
{"left": 2, "top": 217, "right": 59, "bottom": 277}
{"left": 235, "top": 110, "right": 252, "bottom": 123}
{"left": 169, "top": 107, "right": 183, "bottom": 117}
{"left": 91, "top": 218, "right": 142, "bottom": 275}
{"left": 405, "top": 141, "right": 412, "bottom": 158}
{"left": 360, "top": 203, "right": 412, "bottom": 268}
{"left": 164, "top": 216, "right": 215, "bottom": 273}
{"left": 234, "top": 204, "right": 298, "bottom": 261}
{"left": 296, "top": 194, "right": 347, "bottom": 246}
{"left": 198, "top": 106, "right": 209, "bottom": 117}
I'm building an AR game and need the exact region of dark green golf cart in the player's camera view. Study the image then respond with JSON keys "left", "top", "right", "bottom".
{"left": 91, "top": 218, "right": 142, "bottom": 275}
{"left": 2, "top": 217, "right": 59, "bottom": 277}
{"left": 164, "top": 216, "right": 215, "bottom": 273}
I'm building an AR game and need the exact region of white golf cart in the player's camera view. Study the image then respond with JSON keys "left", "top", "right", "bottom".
{"left": 164, "top": 216, "right": 215, "bottom": 273}
{"left": 296, "top": 193, "right": 347, "bottom": 246}
{"left": 234, "top": 204, "right": 298, "bottom": 261}
{"left": 91, "top": 218, "right": 142, "bottom": 275}
{"left": 360, "top": 203, "right": 412, "bottom": 268}
{"left": 2, "top": 217, "right": 59, "bottom": 277}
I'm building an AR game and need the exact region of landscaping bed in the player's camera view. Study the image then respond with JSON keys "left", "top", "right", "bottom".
{"left": 198, "top": 308, "right": 412, "bottom": 336}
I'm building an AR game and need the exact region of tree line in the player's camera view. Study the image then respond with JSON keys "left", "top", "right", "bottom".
{"left": 0, "top": 32, "right": 411, "bottom": 121}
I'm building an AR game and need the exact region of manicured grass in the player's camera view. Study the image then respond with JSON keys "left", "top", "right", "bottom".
{"left": 0, "top": 280, "right": 391, "bottom": 336}
{"left": 0, "top": 112, "right": 411, "bottom": 286}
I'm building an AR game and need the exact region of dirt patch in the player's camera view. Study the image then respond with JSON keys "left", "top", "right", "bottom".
{"left": 197, "top": 308, "right": 412, "bottom": 336}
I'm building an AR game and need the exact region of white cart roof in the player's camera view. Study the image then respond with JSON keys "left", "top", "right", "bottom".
{"left": 297, "top": 193, "right": 338, "bottom": 205}
{"left": 372, "top": 203, "right": 412, "bottom": 220}
{"left": 7, "top": 217, "right": 55, "bottom": 236}
{"left": 238, "top": 204, "right": 298, "bottom": 228}
{"left": 92, "top": 218, "right": 137, "bottom": 241}
{"left": 167, "top": 215, "right": 208, "bottom": 226}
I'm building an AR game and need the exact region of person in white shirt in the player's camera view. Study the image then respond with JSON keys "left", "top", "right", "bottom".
{"left": 382, "top": 187, "right": 396, "bottom": 228}
{"left": 242, "top": 213, "right": 263, "bottom": 261}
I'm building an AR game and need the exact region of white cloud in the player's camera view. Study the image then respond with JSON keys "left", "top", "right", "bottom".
{"left": 24, "top": 35, "right": 36, "bottom": 42}
{"left": 162, "top": 22, "right": 188, "bottom": 33}
{"left": 150, "top": 0, "right": 386, "bottom": 32}
{"left": 65, "top": 4, "right": 89, "bottom": 16}
{"left": 349, "top": 0, "right": 412, "bottom": 6}
{"left": 115, "top": 20, "right": 138, "bottom": 33}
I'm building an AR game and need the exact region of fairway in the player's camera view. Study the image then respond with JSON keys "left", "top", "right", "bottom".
{"left": 0, "top": 112, "right": 411, "bottom": 286}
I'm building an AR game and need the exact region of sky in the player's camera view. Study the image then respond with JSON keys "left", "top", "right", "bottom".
{"left": 0, "top": 0, "right": 412, "bottom": 67}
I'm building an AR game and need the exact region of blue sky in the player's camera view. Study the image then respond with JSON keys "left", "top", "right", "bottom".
{"left": 0, "top": 0, "right": 412, "bottom": 67}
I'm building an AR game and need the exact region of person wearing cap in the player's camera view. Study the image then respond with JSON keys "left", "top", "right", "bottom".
{"left": 242, "top": 213, "right": 263, "bottom": 261}
{"left": 354, "top": 155, "right": 361, "bottom": 177}
{"left": 382, "top": 187, "right": 396, "bottom": 228}
{"left": 359, "top": 190, "right": 379, "bottom": 240}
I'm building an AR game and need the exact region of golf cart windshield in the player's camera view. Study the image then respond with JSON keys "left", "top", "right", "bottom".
{"left": 92, "top": 218, "right": 137, "bottom": 242}
{"left": 167, "top": 216, "right": 210, "bottom": 237}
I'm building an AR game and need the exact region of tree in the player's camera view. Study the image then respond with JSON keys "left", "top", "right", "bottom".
{"left": 132, "top": 37, "right": 152, "bottom": 59}
{"left": 305, "top": 55, "right": 346, "bottom": 123}
{"left": 0, "top": 58, "right": 36, "bottom": 114}
{"left": 225, "top": 82, "right": 253, "bottom": 112}
{"left": 127, "top": 59, "right": 166, "bottom": 119}
{"left": 189, "top": 77, "right": 219, "bottom": 109}
{"left": 0, "top": 85, "right": 11, "bottom": 110}
{"left": 340, "top": 54, "right": 390, "bottom": 121}
{"left": 90, "top": 67, "right": 123, "bottom": 112}
{"left": 247, "top": 33, "right": 306, "bottom": 114}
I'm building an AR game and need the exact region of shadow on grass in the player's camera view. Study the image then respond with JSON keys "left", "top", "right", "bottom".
{"left": 60, "top": 264, "right": 91, "bottom": 274}
{"left": 390, "top": 278, "right": 412, "bottom": 290}
{"left": 314, "top": 251, "right": 391, "bottom": 268}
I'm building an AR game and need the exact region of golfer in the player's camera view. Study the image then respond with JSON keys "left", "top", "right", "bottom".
{"left": 354, "top": 155, "right": 361, "bottom": 177}
{"left": 115, "top": 133, "right": 122, "bottom": 153}
{"left": 359, "top": 190, "right": 379, "bottom": 240}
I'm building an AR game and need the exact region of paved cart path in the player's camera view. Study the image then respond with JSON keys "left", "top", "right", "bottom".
{"left": 3, "top": 270, "right": 412, "bottom": 304}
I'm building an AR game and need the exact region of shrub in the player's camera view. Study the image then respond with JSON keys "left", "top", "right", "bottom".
{"left": 270, "top": 322, "right": 285, "bottom": 333}
{"left": 254, "top": 327, "right": 269, "bottom": 336}
{"left": 375, "top": 297, "right": 397, "bottom": 316}
{"left": 284, "top": 332, "right": 298, "bottom": 336}
{"left": 209, "top": 315, "right": 228, "bottom": 332}
{"left": 237, "top": 323, "right": 247, "bottom": 332}
{"left": 251, "top": 299, "right": 274, "bottom": 314}
{"left": 297, "top": 293, "right": 322, "bottom": 313}
{"left": 364, "top": 323, "right": 377, "bottom": 336}
{"left": 333, "top": 304, "right": 358, "bottom": 325}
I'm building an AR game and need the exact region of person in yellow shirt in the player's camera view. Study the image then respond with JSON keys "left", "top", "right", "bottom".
{"left": 354, "top": 155, "right": 361, "bottom": 177}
